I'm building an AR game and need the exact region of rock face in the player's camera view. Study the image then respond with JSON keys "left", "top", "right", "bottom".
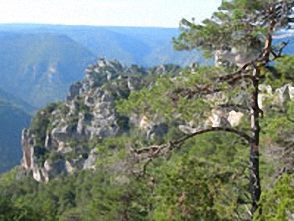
{"left": 214, "top": 47, "right": 260, "bottom": 67}
{"left": 258, "top": 84, "right": 294, "bottom": 110}
{"left": 21, "top": 59, "right": 181, "bottom": 182}
{"left": 67, "top": 82, "right": 83, "bottom": 101}
{"left": 179, "top": 84, "right": 293, "bottom": 135}
{"left": 83, "top": 148, "right": 99, "bottom": 170}
{"left": 21, "top": 129, "right": 35, "bottom": 171}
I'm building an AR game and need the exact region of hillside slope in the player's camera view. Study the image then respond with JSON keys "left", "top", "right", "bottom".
{"left": 0, "top": 100, "right": 31, "bottom": 173}
{"left": 0, "top": 87, "right": 36, "bottom": 114}
{"left": 0, "top": 31, "right": 95, "bottom": 107}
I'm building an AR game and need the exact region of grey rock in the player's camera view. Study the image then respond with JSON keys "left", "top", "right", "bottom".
{"left": 21, "top": 129, "right": 35, "bottom": 170}
{"left": 83, "top": 148, "right": 99, "bottom": 170}
{"left": 85, "top": 96, "right": 95, "bottom": 106}
{"left": 127, "top": 76, "right": 143, "bottom": 91}
{"left": 101, "top": 92, "right": 113, "bottom": 102}
{"left": 67, "top": 82, "right": 82, "bottom": 101}
{"left": 51, "top": 125, "right": 77, "bottom": 144}
{"left": 44, "top": 159, "right": 74, "bottom": 179}
{"left": 22, "top": 59, "right": 173, "bottom": 182}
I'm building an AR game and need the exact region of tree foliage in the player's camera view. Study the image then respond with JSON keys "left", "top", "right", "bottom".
{"left": 127, "top": 0, "right": 294, "bottom": 218}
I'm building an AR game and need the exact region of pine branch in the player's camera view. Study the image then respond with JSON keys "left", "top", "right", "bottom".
{"left": 218, "top": 103, "right": 250, "bottom": 111}
{"left": 133, "top": 127, "right": 251, "bottom": 176}
{"left": 174, "top": 127, "right": 251, "bottom": 145}
{"left": 225, "top": 73, "right": 253, "bottom": 85}
{"left": 173, "top": 37, "right": 288, "bottom": 103}
{"left": 131, "top": 126, "right": 252, "bottom": 178}
{"left": 215, "top": 65, "right": 252, "bottom": 83}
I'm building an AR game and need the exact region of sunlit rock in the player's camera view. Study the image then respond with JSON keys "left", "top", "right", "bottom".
{"left": 214, "top": 47, "right": 260, "bottom": 67}
{"left": 227, "top": 110, "right": 244, "bottom": 127}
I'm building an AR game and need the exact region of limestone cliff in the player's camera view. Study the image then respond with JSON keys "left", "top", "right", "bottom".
{"left": 21, "top": 58, "right": 293, "bottom": 182}
{"left": 21, "top": 58, "right": 181, "bottom": 182}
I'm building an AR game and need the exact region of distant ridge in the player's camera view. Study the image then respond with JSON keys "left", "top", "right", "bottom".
{"left": 0, "top": 23, "right": 203, "bottom": 67}
{"left": 0, "top": 87, "right": 36, "bottom": 114}
{"left": 0, "top": 24, "right": 204, "bottom": 108}
{"left": 0, "top": 31, "right": 95, "bottom": 107}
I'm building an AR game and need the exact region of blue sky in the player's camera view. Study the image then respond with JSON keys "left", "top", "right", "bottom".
{"left": 0, "top": 0, "right": 221, "bottom": 27}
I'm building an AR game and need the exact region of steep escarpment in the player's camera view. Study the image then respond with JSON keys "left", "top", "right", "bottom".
{"left": 21, "top": 58, "right": 181, "bottom": 182}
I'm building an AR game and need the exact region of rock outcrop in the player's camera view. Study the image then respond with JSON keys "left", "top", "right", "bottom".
{"left": 21, "top": 59, "right": 181, "bottom": 182}
{"left": 214, "top": 47, "right": 260, "bottom": 67}
{"left": 21, "top": 129, "right": 35, "bottom": 171}
{"left": 258, "top": 84, "right": 294, "bottom": 110}
{"left": 179, "top": 84, "right": 293, "bottom": 134}
{"left": 22, "top": 57, "right": 292, "bottom": 182}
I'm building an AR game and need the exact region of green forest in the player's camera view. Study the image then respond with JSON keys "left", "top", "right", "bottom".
{"left": 1, "top": 0, "right": 294, "bottom": 220}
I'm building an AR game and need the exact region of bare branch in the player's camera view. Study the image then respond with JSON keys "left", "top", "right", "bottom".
{"left": 132, "top": 127, "right": 251, "bottom": 177}
{"left": 226, "top": 73, "right": 253, "bottom": 85}
{"left": 219, "top": 103, "right": 250, "bottom": 111}
{"left": 270, "top": 40, "right": 290, "bottom": 59}
{"left": 134, "top": 127, "right": 251, "bottom": 159}
{"left": 215, "top": 65, "right": 252, "bottom": 83}
{"left": 174, "top": 127, "right": 251, "bottom": 145}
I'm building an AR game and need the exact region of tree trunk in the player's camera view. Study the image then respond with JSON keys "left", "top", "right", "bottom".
{"left": 250, "top": 68, "right": 261, "bottom": 216}
{"left": 249, "top": 15, "right": 275, "bottom": 216}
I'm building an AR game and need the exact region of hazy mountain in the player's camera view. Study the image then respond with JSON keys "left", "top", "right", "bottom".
{"left": 0, "top": 87, "right": 36, "bottom": 114}
{"left": 0, "top": 24, "right": 204, "bottom": 108}
{"left": 0, "top": 24, "right": 203, "bottom": 67}
{"left": 0, "top": 31, "right": 95, "bottom": 107}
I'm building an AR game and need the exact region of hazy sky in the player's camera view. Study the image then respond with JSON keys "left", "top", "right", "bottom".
{"left": 0, "top": 0, "right": 221, "bottom": 27}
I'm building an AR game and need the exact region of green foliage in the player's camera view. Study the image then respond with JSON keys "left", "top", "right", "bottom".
{"left": 30, "top": 102, "right": 58, "bottom": 147}
{"left": 263, "top": 55, "right": 294, "bottom": 88}
{"left": 255, "top": 174, "right": 294, "bottom": 221}
{"left": 0, "top": 198, "right": 41, "bottom": 221}
{"left": 150, "top": 158, "right": 226, "bottom": 220}
{"left": 173, "top": 0, "right": 291, "bottom": 58}
{"left": 117, "top": 65, "right": 244, "bottom": 128}
{"left": 116, "top": 114, "right": 130, "bottom": 133}
{"left": 104, "top": 77, "right": 131, "bottom": 99}
{"left": 275, "top": 55, "right": 294, "bottom": 82}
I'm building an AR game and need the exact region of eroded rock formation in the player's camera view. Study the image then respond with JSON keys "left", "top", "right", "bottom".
{"left": 21, "top": 59, "right": 180, "bottom": 181}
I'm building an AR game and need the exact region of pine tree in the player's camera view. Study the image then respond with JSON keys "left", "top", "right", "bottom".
{"left": 129, "top": 0, "right": 294, "bottom": 218}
